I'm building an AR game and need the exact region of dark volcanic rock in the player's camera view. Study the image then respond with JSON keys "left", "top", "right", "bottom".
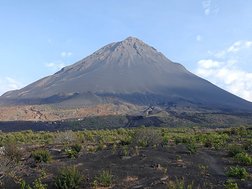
{"left": 1, "top": 37, "right": 252, "bottom": 112}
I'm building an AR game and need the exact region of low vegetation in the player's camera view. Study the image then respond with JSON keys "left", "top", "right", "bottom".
{"left": 54, "top": 166, "right": 82, "bottom": 189}
{"left": 32, "top": 149, "right": 51, "bottom": 163}
{"left": 234, "top": 152, "right": 252, "bottom": 165}
{"left": 226, "top": 166, "right": 249, "bottom": 179}
{"left": 64, "top": 144, "right": 82, "bottom": 158}
{"left": 167, "top": 177, "right": 194, "bottom": 189}
{"left": 224, "top": 179, "right": 239, "bottom": 189}
{"left": 0, "top": 126, "right": 251, "bottom": 188}
{"left": 93, "top": 170, "right": 113, "bottom": 187}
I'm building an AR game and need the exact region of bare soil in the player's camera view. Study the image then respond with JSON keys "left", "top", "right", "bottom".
{"left": 4, "top": 144, "right": 252, "bottom": 189}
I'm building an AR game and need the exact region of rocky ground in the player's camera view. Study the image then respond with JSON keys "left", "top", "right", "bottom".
{"left": 0, "top": 103, "right": 139, "bottom": 121}
{"left": 1, "top": 127, "right": 252, "bottom": 189}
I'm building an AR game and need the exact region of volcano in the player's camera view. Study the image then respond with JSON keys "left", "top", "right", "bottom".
{"left": 1, "top": 37, "right": 252, "bottom": 112}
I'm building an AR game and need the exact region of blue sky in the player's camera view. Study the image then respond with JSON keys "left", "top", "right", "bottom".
{"left": 0, "top": 0, "right": 252, "bottom": 101}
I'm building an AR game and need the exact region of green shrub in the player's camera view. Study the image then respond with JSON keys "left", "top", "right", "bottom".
{"left": 20, "top": 178, "right": 47, "bottom": 189}
{"left": 54, "top": 166, "right": 82, "bottom": 189}
{"left": 174, "top": 137, "right": 183, "bottom": 145}
{"left": 4, "top": 142, "right": 23, "bottom": 162}
{"left": 64, "top": 144, "right": 82, "bottom": 158}
{"left": 243, "top": 140, "right": 252, "bottom": 151}
{"left": 162, "top": 135, "right": 169, "bottom": 145}
{"left": 230, "top": 127, "right": 247, "bottom": 136}
{"left": 33, "top": 178, "right": 47, "bottom": 189}
{"left": 226, "top": 166, "right": 249, "bottom": 179}
{"left": 176, "top": 137, "right": 190, "bottom": 144}
{"left": 122, "top": 145, "right": 129, "bottom": 156}
{"left": 204, "top": 139, "right": 213, "bottom": 148}
{"left": 70, "top": 144, "right": 82, "bottom": 153}
{"left": 186, "top": 142, "right": 197, "bottom": 154}
{"left": 65, "top": 148, "right": 78, "bottom": 158}
{"left": 54, "top": 131, "right": 78, "bottom": 144}
{"left": 228, "top": 145, "right": 244, "bottom": 157}
{"left": 224, "top": 179, "right": 239, "bottom": 189}
{"left": 132, "top": 128, "right": 162, "bottom": 147}
{"left": 167, "top": 177, "right": 193, "bottom": 189}
{"left": 32, "top": 149, "right": 51, "bottom": 163}
{"left": 0, "top": 155, "right": 21, "bottom": 187}
{"left": 194, "top": 132, "right": 229, "bottom": 150}
{"left": 234, "top": 152, "right": 252, "bottom": 165}
{"left": 20, "top": 180, "right": 32, "bottom": 189}
{"left": 93, "top": 170, "right": 113, "bottom": 187}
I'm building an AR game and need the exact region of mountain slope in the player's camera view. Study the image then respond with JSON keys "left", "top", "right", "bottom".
{"left": 1, "top": 37, "right": 252, "bottom": 112}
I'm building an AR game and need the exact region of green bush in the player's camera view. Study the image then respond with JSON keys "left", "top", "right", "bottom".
{"left": 226, "top": 166, "right": 249, "bottom": 179}
{"left": 228, "top": 145, "right": 244, "bottom": 157}
{"left": 177, "top": 137, "right": 191, "bottom": 144}
{"left": 162, "top": 135, "right": 169, "bottom": 145}
{"left": 201, "top": 133, "right": 228, "bottom": 149}
{"left": 4, "top": 142, "right": 23, "bottom": 162}
{"left": 93, "top": 170, "right": 113, "bottom": 187}
{"left": 186, "top": 141, "right": 197, "bottom": 154}
{"left": 167, "top": 177, "right": 193, "bottom": 189}
{"left": 243, "top": 140, "right": 252, "bottom": 151}
{"left": 54, "top": 166, "right": 82, "bottom": 189}
{"left": 224, "top": 179, "right": 239, "bottom": 189}
{"left": 65, "top": 144, "right": 82, "bottom": 158}
{"left": 20, "top": 178, "right": 47, "bottom": 189}
{"left": 65, "top": 149, "right": 78, "bottom": 158}
{"left": 33, "top": 178, "right": 47, "bottom": 189}
{"left": 132, "top": 128, "right": 162, "bottom": 147}
{"left": 204, "top": 139, "right": 213, "bottom": 148}
{"left": 230, "top": 127, "right": 247, "bottom": 136}
{"left": 32, "top": 149, "right": 51, "bottom": 163}
{"left": 234, "top": 152, "right": 252, "bottom": 165}
{"left": 70, "top": 144, "right": 82, "bottom": 153}
{"left": 54, "top": 131, "right": 78, "bottom": 144}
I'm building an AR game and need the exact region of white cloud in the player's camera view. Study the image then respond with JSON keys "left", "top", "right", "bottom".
{"left": 245, "top": 41, "right": 252, "bottom": 48}
{"left": 0, "top": 77, "right": 23, "bottom": 95}
{"left": 198, "top": 59, "right": 220, "bottom": 69}
{"left": 195, "top": 40, "right": 252, "bottom": 102}
{"left": 213, "top": 50, "right": 226, "bottom": 59}
{"left": 61, "top": 51, "right": 72, "bottom": 58}
{"left": 227, "top": 40, "right": 252, "bottom": 53}
{"left": 202, "top": 0, "right": 211, "bottom": 15}
{"left": 227, "top": 41, "right": 242, "bottom": 53}
{"left": 196, "top": 35, "right": 202, "bottom": 42}
{"left": 210, "top": 40, "right": 252, "bottom": 59}
{"left": 196, "top": 59, "right": 252, "bottom": 101}
{"left": 45, "top": 61, "right": 66, "bottom": 70}
{"left": 45, "top": 51, "right": 72, "bottom": 72}
{"left": 202, "top": 0, "right": 219, "bottom": 16}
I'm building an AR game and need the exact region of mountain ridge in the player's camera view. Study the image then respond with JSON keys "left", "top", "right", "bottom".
{"left": 1, "top": 36, "right": 252, "bottom": 113}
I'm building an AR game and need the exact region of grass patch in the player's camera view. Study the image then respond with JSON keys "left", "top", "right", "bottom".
{"left": 234, "top": 152, "right": 252, "bottom": 165}
{"left": 93, "top": 170, "right": 113, "bottom": 187}
{"left": 226, "top": 166, "right": 249, "bottom": 179}
{"left": 54, "top": 166, "right": 82, "bottom": 189}
{"left": 32, "top": 149, "right": 51, "bottom": 163}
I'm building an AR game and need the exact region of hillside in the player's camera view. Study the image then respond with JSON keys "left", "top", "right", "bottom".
{"left": 1, "top": 37, "right": 252, "bottom": 114}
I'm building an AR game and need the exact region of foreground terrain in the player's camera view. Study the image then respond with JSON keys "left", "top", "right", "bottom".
{"left": 0, "top": 126, "right": 252, "bottom": 189}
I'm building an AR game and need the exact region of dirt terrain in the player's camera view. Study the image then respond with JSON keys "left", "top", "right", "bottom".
{"left": 0, "top": 103, "right": 138, "bottom": 121}
{"left": 4, "top": 144, "right": 252, "bottom": 189}
{"left": 1, "top": 127, "right": 252, "bottom": 189}
{"left": 1, "top": 104, "right": 252, "bottom": 133}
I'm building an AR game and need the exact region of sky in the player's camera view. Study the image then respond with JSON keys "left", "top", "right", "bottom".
{"left": 0, "top": 0, "right": 252, "bottom": 101}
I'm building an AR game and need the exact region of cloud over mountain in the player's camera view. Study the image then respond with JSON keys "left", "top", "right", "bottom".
{"left": 196, "top": 40, "right": 252, "bottom": 102}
